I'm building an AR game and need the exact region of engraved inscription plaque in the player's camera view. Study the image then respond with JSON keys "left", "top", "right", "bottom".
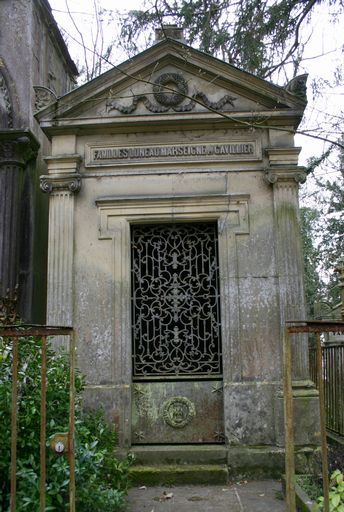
{"left": 85, "top": 141, "right": 260, "bottom": 167}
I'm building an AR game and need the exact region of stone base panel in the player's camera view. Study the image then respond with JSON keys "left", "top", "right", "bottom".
{"left": 82, "top": 381, "right": 320, "bottom": 451}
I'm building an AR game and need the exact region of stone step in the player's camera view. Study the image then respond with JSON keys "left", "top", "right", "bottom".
{"left": 129, "top": 444, "right": 228, "bottom": 465}
{"left": 129, "top": 464, "right": 229, "bottom": 486}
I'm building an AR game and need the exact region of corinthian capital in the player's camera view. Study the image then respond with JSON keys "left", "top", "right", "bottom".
{"left": 0, "top": 130, "right": 39, "bottom": 168}
{"left": 40, "top": 173, "right": 82, "bottom": 194}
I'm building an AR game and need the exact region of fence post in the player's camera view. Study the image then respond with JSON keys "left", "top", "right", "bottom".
{"left": 40, "top": 336, "right": 47, "bottom": 512}
{"left": 69, "top": 329, "right": 76, "bottom": 512}
{"left": 1, "top": 325, "right": 75, "bottom": 511}
{"left": 10, "top": 336, "right": 18, "bottom": 512}
{"left": 316, "top": 333, "right": 330, "bottom": 512}
{"left": 283, "top": 327, "right": 296, "bottom": 512}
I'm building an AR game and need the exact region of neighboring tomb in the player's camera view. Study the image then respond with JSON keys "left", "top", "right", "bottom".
{"left": 0, "top": 0, "right": 77, "bottom": 320}
{"left": 37, "top": 30, "right": 319, "bottom": 474}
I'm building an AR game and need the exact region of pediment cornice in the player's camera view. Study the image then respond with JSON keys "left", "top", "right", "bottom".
{"left": 36, "top": 39, "right": 307, "bottom": 135}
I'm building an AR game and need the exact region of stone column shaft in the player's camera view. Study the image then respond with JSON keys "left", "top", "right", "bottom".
{"left": 273, "top": 180, "right": 308, "bottom": 378}
{"left": 47, "top": 191, "right": 74, "bottom": 326}
{"left": 40, "top": 156, "right": 81, "bottom": 327}
{"left": 0, "top": 164, "right": 22, "bottom": 292}
{"left": 0, "top": 132, "right": 39, "bottom": 297}
{"left": 265, "top": 148, "right": 309, "bottom": 380}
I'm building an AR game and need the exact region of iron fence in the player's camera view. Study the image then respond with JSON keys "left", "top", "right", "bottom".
{"left": 284, "top": 320, "right": 344, "bottom": 512}
{"left": 309, "top": 341, "right": 344, "bottom": 437}
{"left": 0, "top": 325, "right": 75, "bottom": 512}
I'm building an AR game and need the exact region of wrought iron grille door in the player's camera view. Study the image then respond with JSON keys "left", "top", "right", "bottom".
{"left": 131, "top": 222, "right": 222, "bottom": 379}
{"left": 131, "top": 222, "right": 224, "bottom": 444}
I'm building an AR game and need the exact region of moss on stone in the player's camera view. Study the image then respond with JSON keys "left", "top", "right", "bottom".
{"left": 129, "top": 464, "right": 228, "bottom": 486}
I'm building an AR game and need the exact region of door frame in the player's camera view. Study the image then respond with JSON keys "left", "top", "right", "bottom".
{"left": 96, "top": 193, "right": 250, "bottom": 447}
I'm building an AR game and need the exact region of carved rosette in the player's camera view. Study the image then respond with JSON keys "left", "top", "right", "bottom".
{"left": 40, "top": 173, "right": 82, "bottom": 194}
{"left": 162, "top": 396, "right": 196, "bottom": 428}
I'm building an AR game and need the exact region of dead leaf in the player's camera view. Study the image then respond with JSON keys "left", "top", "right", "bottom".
{"left": 188, "top": 496, "right": 207, "bottom": 502}
{"left": 159, "top": 491, "right": 174, "bottom": 501}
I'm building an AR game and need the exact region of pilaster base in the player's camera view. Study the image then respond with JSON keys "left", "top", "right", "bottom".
{"left": 227, "top": 445, "right": 320, "bottom": 479}
{"left": 275, "top": 381, "right": 320, "bottom": 446}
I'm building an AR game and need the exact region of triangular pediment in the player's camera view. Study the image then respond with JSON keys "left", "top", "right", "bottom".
{"left": 36, "top": 39, "right": 306, "bottom": 130}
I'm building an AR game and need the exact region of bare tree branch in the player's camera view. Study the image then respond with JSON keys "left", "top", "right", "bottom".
{"left": 53, "top": 26, "right": 344, "bottom": 151}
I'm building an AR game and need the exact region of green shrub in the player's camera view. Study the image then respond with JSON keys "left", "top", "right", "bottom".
{"left": 315, "top": 470, "right": 344, "bottom": 511}
{"left": 0, "top": 334, "right": 132, "bottom": 511}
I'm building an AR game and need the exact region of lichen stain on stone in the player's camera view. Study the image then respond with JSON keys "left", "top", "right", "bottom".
{"left": 133, "top": 385, "right": 158, "bottom": 423}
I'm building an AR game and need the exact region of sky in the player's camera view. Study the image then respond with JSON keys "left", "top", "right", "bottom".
{"left": 49, "top": 0, "right": 344, "bottom": 173}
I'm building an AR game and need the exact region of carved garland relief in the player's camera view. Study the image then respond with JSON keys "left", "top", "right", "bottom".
{"left": 107, "top": 72, "right": 237, "bottom": 114}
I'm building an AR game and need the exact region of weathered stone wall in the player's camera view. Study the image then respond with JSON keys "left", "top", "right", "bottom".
{"left": 44, "top": 126, "right": 319, "bottom": 454}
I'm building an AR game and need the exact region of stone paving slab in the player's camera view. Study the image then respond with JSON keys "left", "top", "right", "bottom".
{"left": 127, "top": 480, "right": 287, "bottom": 511}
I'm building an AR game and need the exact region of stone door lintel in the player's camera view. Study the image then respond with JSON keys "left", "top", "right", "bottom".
{"left": 95, "top": 193, "right": 250, "bottom": 240}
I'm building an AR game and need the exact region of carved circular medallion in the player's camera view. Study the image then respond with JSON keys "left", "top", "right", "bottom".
{"left": 162, "top": 396, "right": 195, "bottom": 428}
{"left": 153, "top": 73, "right": 188, "bottom": 107}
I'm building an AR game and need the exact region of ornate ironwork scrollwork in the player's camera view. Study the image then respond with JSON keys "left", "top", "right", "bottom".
{"left": 131, "top": 222, "right": 222, "bottom": 378}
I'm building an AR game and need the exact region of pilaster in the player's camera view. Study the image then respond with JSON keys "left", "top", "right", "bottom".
{"left": 40, "top": 155, "right": 81, "bottom": 327}
{"left": 0, "top": 131, "right": 39, "bottom": 296}
{"left": 264, "top": 147, "right": 308, "bottom": 380}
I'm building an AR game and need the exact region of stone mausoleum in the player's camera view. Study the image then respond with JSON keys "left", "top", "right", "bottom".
{"left": 37, "top": 28, "right": 320, "bottom": 475}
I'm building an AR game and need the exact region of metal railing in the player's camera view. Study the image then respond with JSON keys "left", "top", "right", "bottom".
{"left": 309, "top": 341, "right": 344, "bottom": 437}
{"left": 283, "top": 319, "right": 344, "bottom": 512}
{"left": 0, "top": 325, "right": 75, "bottom": 512}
